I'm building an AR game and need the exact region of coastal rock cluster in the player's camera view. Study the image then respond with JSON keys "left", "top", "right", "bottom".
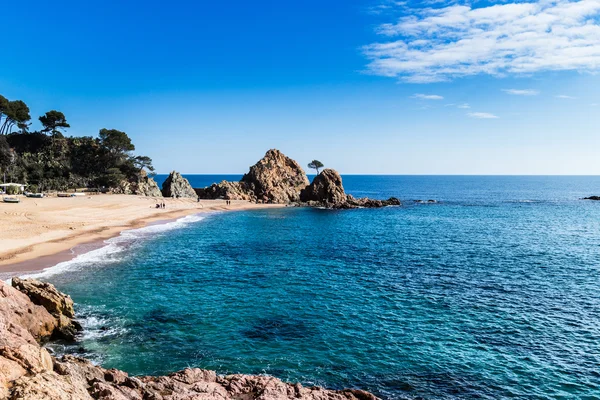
{"left": 107, "top": 149, "right": 399, "bottom": 209}
{"left": 0, "top": 279, "right": 379, "bottom": 400}
{"left": 197, "top": 149, "right": 310, "bottom": 203}
{"left": 301, "top": 169, "right": 400, "bottom": 209}
{"left": 198, "top": 150, "right": 400, "bottom": 209}
{"left": 161, "top": 171, "right": 197, "bottom": 199}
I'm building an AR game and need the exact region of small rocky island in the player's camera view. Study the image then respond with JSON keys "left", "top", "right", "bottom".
{"left": 194, "top": 149, "right": 400, "bottom": 209}
{"left": 0, "top": 278, "right": 378, "bottom": 400}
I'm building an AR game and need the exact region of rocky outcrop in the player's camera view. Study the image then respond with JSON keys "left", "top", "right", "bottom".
{"left": 300, "top": 169, "right": 347, "bottom": 205}
{"left": 241, "top": 149, "right": 310, "bottom": 203}
{"left": 1, "top": 279, "right": 379, "bottom": 400}
{"left": 162, "top": 171, "right": 197, "bottom": 199}
{"left": 195, "top": 181, "right": 254, "bottom": 201}
{"left": 113, "top": 172, "right": 162, "bottom": 197}
{"left": 583, "top": 196, "right": 600, "bottom": 201}
{"left": 301, "top": 169, "right": 400, "bottom": 209}
{"left": 11, "top": 278, "right": 81, "bottom": 341}
{"left": 197, "top": 150, "right": 309, "bottom": 204}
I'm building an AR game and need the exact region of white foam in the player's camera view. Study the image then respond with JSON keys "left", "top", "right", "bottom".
{"left": 21, "top": 213, "right": 211, "bottom": 280}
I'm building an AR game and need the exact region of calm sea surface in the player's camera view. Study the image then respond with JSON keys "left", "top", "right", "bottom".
{"left": 40, "top": 176, "right": 600, "bottom": 399}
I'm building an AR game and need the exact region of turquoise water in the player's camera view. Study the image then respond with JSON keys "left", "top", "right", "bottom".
{"left": 40, "top": 176, "right": 600, "bottom": 399}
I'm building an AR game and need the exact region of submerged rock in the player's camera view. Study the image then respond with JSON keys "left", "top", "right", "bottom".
{"left": 301, "top": 169, "right": 400, "bottom": 209}
{"left": 11, "top": 278, "right": 82, "bottom": 341}
{"left": 162, "top": 171, "right": 197, "bottom": 199}
{"left": 0, "top": 279, "right": 380, "bottom": 399}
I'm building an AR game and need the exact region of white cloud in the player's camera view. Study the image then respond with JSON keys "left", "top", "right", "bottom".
{"left": 412, "top": 93, "right": 444, "bottom": 100}
{"left": 591, "top": 103, "right": 599, "bottom": 106}
{"left": 468, "top": 112, "right": 500, "bottom": 119}
{"left": 555, "top": 94, "right": 577, "bottom": 99}
{"left": 457, "top": 103, "right": 471, "bottom": 108}
{"left": 364, "top": 0, "right": 600, "bottom": 83}
{"left": 502, "top": 89, "right": 540, "bottom": 96}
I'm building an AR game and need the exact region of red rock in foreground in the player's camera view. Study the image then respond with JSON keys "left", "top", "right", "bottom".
{"left": 0, "top": 279, "right": 379, "bottom": 400}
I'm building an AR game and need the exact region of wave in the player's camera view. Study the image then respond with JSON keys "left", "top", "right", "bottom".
{"left": 22, "top": 213, "right": 211, "bottom": 280}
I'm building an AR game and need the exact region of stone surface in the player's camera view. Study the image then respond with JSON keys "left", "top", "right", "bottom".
{"left": 1, "top": 279, "right": 380, "bottom": 400}
{"left": 162, "top": 171, "right": 197, "bottom": 199}
{"left": 300, "top": 169, "right": 347, "bottom": 205}
{"left": 583, "top": 196, "right": 600, "bottom": 201}
{"left": 241, "top": 149, "right": 310, "bottom": 203}
{"left": 301, "top": 169, "right": 401, "bottom": 209}
{"left": 113, "top": 171, "right": 163, "bottom": 197}
{"left": 195, "top": 180, "right": 254, "bottom": 201}
{"left": 11, "top": 278, "right": 81, "bottom": 341}
{"left": 198, "top": 149, "right": 310, "bottom": 204}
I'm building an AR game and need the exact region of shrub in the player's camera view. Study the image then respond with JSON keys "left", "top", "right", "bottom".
{"left": 6, "top": 185, "right": 19, "bottom": 195}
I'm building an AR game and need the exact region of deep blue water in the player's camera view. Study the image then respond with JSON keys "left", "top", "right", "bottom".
{"left": 37, "top": 176, "right": 600, "bottom": 399}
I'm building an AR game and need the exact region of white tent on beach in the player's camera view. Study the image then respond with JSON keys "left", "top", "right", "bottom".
{"left": 0, "top": 183, "right": 27, "bottom": 193}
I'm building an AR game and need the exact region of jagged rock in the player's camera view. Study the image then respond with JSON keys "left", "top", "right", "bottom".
{"left": 198, "top": 150, "right": 309, "bottom": 203}
{"left": 300, "top": 169, "right": 347, "bottom": 204}
{"left": 11, "top": 278, "right": 81, "bottom": 341}
{"left": 113, "top": 171, "right": 163, "bottom": 197}
{"left": 301, "top": 169, "right": 400, "bottom": 209}
{"left": 0, "top": 280, "right": 379, "bottom": 399}
{"left": 196, "top": 181, "right": 254, "bottom": 201}
{"left": 342, "top": 196, "right": 401, "bottom": 209}
{"left": 240, "top": 149, "right": 310, "bottom": 203}
{"left": 583, "top": 196, "right": 600, "bottom": 201}
{"left": 161, "top": 171, "right": 197, "bottom": 199}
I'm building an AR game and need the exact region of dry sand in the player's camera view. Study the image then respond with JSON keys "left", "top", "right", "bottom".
{"left": 0, "top": 194, "right": 283, "bottom": 276}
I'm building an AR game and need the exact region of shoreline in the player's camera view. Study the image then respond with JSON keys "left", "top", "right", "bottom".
{"left": 0, "top": 195, "right": 285, "bottom": 279}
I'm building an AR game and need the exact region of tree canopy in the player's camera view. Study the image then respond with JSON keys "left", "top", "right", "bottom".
{"left": 39, "top": 111, "right": 70, "bottom": 136}
{"left": 0, "top": 93, "right": 153, "bottom": 191}
{"left": 0, "top": 96, "right": 31, "bottom": 135}
{"left": 308, "top": 160, "right": 324, "bottom": 174}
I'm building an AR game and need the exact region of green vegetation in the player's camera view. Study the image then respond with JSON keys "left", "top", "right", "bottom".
{"left": 308, "top": 160, "right": 324, "bottom": 175}
{"left": 0, "top": 94, "right": 153, "bottom": 191}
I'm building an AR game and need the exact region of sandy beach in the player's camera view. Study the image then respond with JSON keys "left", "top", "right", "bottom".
{"left": 0, "top": 194, "right": 283, "bottom": 276}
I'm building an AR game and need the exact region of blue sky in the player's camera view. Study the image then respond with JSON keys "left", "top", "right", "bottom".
{"left": 1, "top": 0, "right": 599, "bottom": 174}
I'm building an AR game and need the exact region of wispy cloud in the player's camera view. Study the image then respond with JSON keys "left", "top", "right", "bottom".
{"left": 468, "top": 112, "right": 499, "bottom": 119}
{"left": 412, "top": 93, "right": 444, "bottom": 100}
{"left": 363, "top": 0, "right": 600, "bottom": 83}
{"left": 502, "top": 89, "right": 539, "bottom": 96}
{"left": 591, "top": 103, "right": 599, "bottom": 106}
{"left": 457, "top": 103, "right": 471, "bottom": 109}
{"left": 555, "top": 94, "right": 577, "bottom": 99}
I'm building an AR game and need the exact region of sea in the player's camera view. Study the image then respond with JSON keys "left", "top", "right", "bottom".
{"left": 29, "top": 175, "right": 600, "bottom": 399}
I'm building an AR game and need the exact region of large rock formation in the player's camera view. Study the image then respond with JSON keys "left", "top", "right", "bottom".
{"left": 162, "top": 171, "right": 197, "bottom": 199}
{"left": 301, "top": 169, "right": 400, "bottom": 209}
{"left": 300, "top": 169, "right": 347, "bottom": 205}
{"left": 0, "top": 279, "right": 379, "bottom": 400}
{"left": 11, "top": 278, "right": 82, "bottom": 341}
{"left": 113, "top": 172, "right": 162, "bottom": 197}
{"left": 198, "top": 149, "right": 310, "bottom": 203}
{"left": 241, "top": 149, "right": 310, "bottom": 203}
